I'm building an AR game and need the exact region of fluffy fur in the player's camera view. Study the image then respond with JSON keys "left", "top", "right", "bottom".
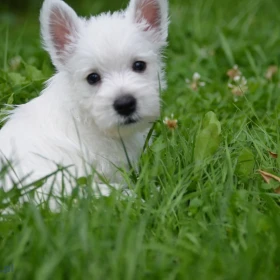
{"left": 0, "top": 0, "right": 169, "bottom": 207}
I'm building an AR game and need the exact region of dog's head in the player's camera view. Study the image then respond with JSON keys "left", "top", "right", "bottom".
{"left": 40, "top": 0, "right": 169, "bottom": 136}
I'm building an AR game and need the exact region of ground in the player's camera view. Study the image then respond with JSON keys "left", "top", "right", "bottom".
{"left": 1, "top": 0, "right": 280, "bottom": 279}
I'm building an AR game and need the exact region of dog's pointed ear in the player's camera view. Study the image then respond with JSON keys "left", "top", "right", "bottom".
{"left": 40, "top": 0, "right": 81, "bottom": 70}
{"left": 128, "top": 0, "right": 169, "bottom": 44}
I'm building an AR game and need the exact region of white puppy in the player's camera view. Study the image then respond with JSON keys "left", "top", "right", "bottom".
{"left": 0, "top": 0, "right": 168, "bottom": 206}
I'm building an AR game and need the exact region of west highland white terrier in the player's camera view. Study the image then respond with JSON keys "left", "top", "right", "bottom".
{"left": 0, "top": 0, "right": 168, "bottom": 207}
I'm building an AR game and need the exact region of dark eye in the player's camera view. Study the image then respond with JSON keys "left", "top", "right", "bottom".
{"left": 132, "top": 61, "right": 147, "bottom": 72}
{"left": 87, "top": 73, "right": 101, "bottom": 85}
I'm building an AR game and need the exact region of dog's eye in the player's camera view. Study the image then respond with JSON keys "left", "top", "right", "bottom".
{"left": 132, "top": 61, "right": 146, "bottom": 73}
{"left": 87, "top": 73, "right": 101, "bottom": 85}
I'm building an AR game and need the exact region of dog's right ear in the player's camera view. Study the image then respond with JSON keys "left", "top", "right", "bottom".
{"left": 40, "top": 0, "right": 81, "bottom": 70}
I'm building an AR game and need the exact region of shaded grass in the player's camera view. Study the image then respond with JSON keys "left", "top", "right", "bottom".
{"left": 1, "top": 0, "right": 280, "bottom": 279}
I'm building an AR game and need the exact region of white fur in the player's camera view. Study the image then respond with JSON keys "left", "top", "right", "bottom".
{"left": 0, "top": 0, "right": 168, "bottom": 207}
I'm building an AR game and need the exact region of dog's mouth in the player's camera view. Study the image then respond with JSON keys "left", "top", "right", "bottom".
{"left": 119, "top": 115, "right": 141, "bottom": 126}
{"left": 119, "top": 114, "right": 158, "bottom": 127}
{"left": 124, "top": 117, "right": 138, "bottom": 125}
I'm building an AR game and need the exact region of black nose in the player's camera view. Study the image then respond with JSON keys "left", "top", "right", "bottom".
{"left": 113, "top": 94, "right": 137, "bottom": 116}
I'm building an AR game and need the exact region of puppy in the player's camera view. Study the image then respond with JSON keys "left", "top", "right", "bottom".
{"left": 0, "top": 0, "right": 168, "bottom": 207}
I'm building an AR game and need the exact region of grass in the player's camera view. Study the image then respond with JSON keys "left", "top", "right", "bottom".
{"left": 1, "top": 0, "right": 280, "bottom": 279}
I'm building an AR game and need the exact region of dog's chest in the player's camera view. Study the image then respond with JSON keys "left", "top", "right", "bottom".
{"left": 59, "top": 127, "right": 144, "bottom": 181}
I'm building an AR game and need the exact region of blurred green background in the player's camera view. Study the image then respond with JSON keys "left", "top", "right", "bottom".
{"left": 0, "top": 0, "right": 129, "bottom": 14}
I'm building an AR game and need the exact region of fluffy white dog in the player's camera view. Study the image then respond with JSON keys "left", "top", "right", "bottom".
{"left": 0, "top": 0, "right": 168, "bottom": 206}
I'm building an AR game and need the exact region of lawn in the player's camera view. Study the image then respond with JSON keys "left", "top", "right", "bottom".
{"left": 1, "top": 0, "right": 280, "bottom": 279}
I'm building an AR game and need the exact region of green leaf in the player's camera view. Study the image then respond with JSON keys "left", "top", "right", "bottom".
{"left": 194, "top": 111, "right": 221, "bottom": 167}
{"left": 151, "top": 137, "right": 167, "bottom": 153}
{"left": 25, "top": 64, "right": 45, "bottom": 81}
{"left": 202, "top": 111, "right": 221, "bottom": 134}
{"left": 7, "top": 93, "right": 14, "bottom": 105}
{"left": 188, "top": 197, "right": 203, "bottom": 216}
{"left": 76, "top": 177, "right": 88, "bottom": 186}
{"left": 218, "top": 31, "right": 235, "bottom": 66}
{"left": 235, "top": 148, "right": 255, "bottom": 178}
{"left": 8, "top": 72, "right": 26, "bottom": 85}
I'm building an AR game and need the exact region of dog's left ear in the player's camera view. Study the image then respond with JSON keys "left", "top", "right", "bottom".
{"left": 40, "top": 0, "right": 81, "bottom": 70}
{"left": 128, "top": 0, "right": 169, "bottom": 44}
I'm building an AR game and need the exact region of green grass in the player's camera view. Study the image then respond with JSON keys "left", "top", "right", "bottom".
{"left": 1, "top": 0, "right": 280, "bottom": 279}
